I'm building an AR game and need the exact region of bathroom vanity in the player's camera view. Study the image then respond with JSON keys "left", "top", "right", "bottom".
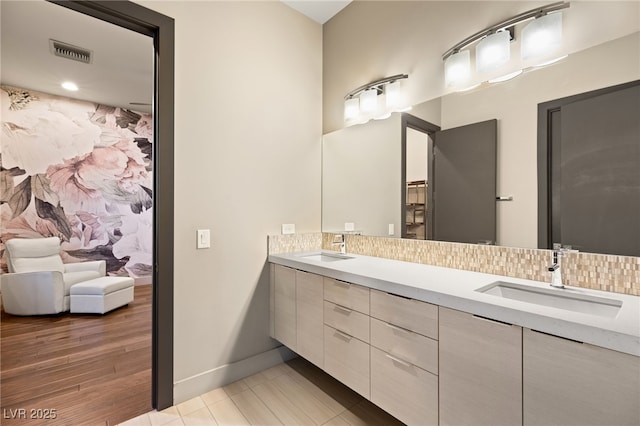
{"left": 268, "top": 251, "right": 640, "bottom": 426}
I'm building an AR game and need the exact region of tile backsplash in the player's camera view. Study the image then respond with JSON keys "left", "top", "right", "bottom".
{"left": 322, "top": 234, "right": 640, "bottom": 296}
{"left": 267, "top": 232, "right": 639, "bottom": 296}
{"left": 268, "top": 233, "right": 322, "bottom": 255}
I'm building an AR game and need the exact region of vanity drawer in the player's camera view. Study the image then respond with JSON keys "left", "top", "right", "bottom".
{"left": 324, "top": 325, "right": 370, "bottom": 399}
{"left": 371, "top": 346, "right": 438, "bottom": 426}
{"left": 370, "top": 317, "right": 438, "bottom": 374}
{"left": 324, "top": 301, "right": 369, "bottom": 343}
{"left": 323, "top": 277, "right": 369, "bottom": 314}
{"left": 370, "top": 289, "right": 438, "bottom": 339}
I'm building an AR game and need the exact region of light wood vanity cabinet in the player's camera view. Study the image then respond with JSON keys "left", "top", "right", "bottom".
{"left": 439, "top": 306, "right": 522, "bottom": 426}
{"left": 370, "top": 290, "right": 439, "bottom": 426}
{"left": 523, "top": 328, "right": 640, "bottom": 426}
{"left": 271, "top": 262, "right": 638, "bottom": 426}
{"left": 272, "top": 264, "right": 297, "bottom": 350}
{"left": 295, "top": 270, "right": 324, "bottom": 368}
{"left": 323, "top": 278, "right": 371, "bottom": 398}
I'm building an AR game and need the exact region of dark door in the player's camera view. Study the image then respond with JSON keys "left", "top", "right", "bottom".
{"left": 551, "top": 83, "right": 640, "bottom": 256}
{"left": 432, "top": 119, "right": 497, "bottom": 244}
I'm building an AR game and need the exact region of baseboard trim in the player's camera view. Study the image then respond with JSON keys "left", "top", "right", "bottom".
{"left": 173, "top": 345, "right": 297, "bottom": 404}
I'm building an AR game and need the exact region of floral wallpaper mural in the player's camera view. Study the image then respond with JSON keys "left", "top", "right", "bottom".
{"left": 0, "top": 86, "right": 153, "bottom": 281}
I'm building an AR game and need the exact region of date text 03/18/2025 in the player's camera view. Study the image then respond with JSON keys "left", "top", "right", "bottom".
{"left": 3, "top": 408, "right": 57, "bottom": 420}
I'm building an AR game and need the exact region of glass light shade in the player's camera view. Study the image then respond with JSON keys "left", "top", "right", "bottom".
{"left": 521, "top": 12, "right": 563, "bottom": 62}
{"left": 385, "top": 80, "right": 403, "bottom": 110}
{"left": 344, "top": 97, "right": 360, "bottom": 121}
{"left": 444, "top": 50, "right": 471, "bottom": 88}
{"left": 359, "top": 88, "right": 378, "bottom": 113}
{"left": 476, "top": 31, "right": 510, "bottom": 73}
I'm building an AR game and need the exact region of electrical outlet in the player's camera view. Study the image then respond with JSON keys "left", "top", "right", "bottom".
{"left": 344, "top": 222, "right": 355, "bottom": 232}
{"left": 282, "top": 224, "right": 295, "bottom": 235}
{"left": 388, "top": 224, "right": 395, "bottom": 235}
{"left": 197, "top": 229, "right": 210, "bottom": 249}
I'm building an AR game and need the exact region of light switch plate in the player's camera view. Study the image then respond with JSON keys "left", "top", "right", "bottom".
{"left": 344, "top": 222, "right": 355, "bottom": 232}
{"left": 388, "top": 223, "right": 395, "bottom": 235}
{"left": 282, "top": 224, "right": 295, "bottom": 235}
{"left": 197, "top": 229, "right": 211, "bottom": 249}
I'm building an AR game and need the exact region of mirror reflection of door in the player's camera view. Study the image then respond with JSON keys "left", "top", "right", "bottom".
{"left": 1, "top": 1, "right": 155, "bottom": 423}
{"left": 405, "top": 129, "right": 430, "bottom": 239}
{"left": 401, "top": 114, "right": 439, "bottom": 239}
{"left": 402, "top": 115, "right": 497, "bottom": 244}
{"left": 432, "top": 119, "right": 497, "bottom": 245}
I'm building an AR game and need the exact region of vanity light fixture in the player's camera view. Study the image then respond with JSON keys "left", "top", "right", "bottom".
{"left": 444, "top": 50, "right": 471, "bottom": 89}
{"left": 476, "top": 30, "right": 511, "bottom": 73}
{"left": 521, "top": 11, "right": 563, "bottom": 64}
{"left": 343, "top": 74, "right": 409, "bottom": 124}
{"left": 442, "top": 1, "right": 569, "bottom": 89}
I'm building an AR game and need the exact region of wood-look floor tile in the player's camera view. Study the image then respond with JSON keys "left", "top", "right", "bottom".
{"left": 242, "top": 371, "right": 269, "bottom": 388}
{"left": 147, "top": 407, "right": 182, "bottom": 426}
{"left": 230, "top": 389, "right": 282, "bottom": 425}
{"left": 272, "top": 373, "right": 338, "bottom": 425}
{"left": 201, "top": 388, "right": 229, "bottom": 406}
{"left": 286, "top": 358, "right": 363, "bottom": 411}
{"left": 223, "top": 379, "right": 249, "bottom": 396}
{"left": 339, "top": 400, "right": 405, "bottom": 426}
{"left": 252, "top": 380, "right": 316, "bottom": 425}
{"left": 208, "top": 398, "right": 249, "bottom": 426}
{"left": 261, "top": 362, "right": 294, "bottom": 380}
{"left": 176, "top": 397, "right": 206, "bottom": 417}
{"left": 322, "top": 416, "right": 352, "bottom": 426}
{"left": 181, "top": 406, "right": 218, "bottom": 426}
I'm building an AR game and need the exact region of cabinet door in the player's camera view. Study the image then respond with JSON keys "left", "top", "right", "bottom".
{"left": 524, "top": 328, "right": 640, "bottom": 426}
{"left": 370, "top": 346, "right": 438, "bottom": 426}
{"left": 324, "top": 325, "right": 370, "bottom": 399}
{"left": 439, "top": 307, "right": 522, "bottom": 426}
{"left": 296, "top": 270, "right": 323, "bottom": 368}
{"left": 273, "top": 265, "right": 296, "bottom": 350}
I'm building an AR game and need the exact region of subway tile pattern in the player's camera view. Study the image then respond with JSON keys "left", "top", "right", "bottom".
{"left": 320, "top": 234, "right": 640, "bottom": 296}
{"left": 267, "top": 233, "right": 322, "bottom": 254}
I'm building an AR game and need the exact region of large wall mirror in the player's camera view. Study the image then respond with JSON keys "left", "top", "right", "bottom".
{"left": 322, "top": 31, "right": 639, "bottom": 256}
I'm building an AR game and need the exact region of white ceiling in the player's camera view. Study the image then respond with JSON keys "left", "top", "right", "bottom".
{"left": 282, "top": 0, "right": 351, "bottom": 24}
{"left": 1, "top": 0, "right": 153, "bottom": 113}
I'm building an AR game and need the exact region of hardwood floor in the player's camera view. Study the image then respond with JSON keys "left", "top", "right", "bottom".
{"left": 122, "top": 357, "right": 406, "bottom": 426}
{"left": 1, "top": 285, "right": 152, "bottom": 426}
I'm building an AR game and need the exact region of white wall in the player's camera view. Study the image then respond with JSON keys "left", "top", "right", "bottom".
{"left": 137, "top": 1, "right": 322, "bottom": 402}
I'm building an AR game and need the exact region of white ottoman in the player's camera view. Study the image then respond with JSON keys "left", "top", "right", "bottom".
{"left": 70, "top": 276, "right": 135, "bottom": 314}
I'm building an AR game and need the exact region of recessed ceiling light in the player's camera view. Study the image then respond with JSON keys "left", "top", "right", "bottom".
{"left": 61, "top": 81, "right": 79, "bottom": 91}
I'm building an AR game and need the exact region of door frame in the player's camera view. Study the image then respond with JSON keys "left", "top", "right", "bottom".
{"left": 48, "top": 0, "right": 175, "bottom": 410}
{"left": 400, "top": 113, "right": 440, "bottom": 239}
{"left": 537, "top": 79, "right": 640, "bottom": 251}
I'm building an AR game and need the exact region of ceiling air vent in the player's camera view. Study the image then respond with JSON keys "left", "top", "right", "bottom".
{"left": 49, "top": 39, "right": 92, "bottom": 64}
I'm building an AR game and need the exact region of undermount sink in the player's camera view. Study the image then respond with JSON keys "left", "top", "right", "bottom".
{"left": 476, "top": 281, "right": 623, "bottom": 318}
{"left": 298, "top": 252, "right": 354, "bottom": 262}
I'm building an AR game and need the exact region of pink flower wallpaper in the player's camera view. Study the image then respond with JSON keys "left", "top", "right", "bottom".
{"left": 0, "top": 86, "right": 153, "bottom": 280}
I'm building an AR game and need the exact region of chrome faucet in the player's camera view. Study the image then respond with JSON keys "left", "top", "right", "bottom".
{"left": 331, "top": 234, "right": 346, "bottom": 254}
{"left": 548, "top": 244, "right": 578, "bottom": 289}
{"left": 548, "top": 247, "right": 564, "bottom": 288}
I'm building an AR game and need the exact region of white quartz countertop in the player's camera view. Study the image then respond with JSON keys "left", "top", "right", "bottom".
{"left": 268, "top": 251, "right": 640, "bottom": 357}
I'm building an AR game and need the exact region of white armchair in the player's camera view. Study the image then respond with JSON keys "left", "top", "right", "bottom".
{"left": 1, "top": 237, "right": 106, "bottom": 315}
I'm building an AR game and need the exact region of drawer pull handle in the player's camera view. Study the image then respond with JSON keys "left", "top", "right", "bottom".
{"left": 334, "top": 305, "right": 353, "bottom": 315}
{"left": 385, "top": 353, "right": 412, "bottom": 368}
{"left": 472, "top": 314, "right": 513, "bottom": 327}
{"left": 334, "top": 330, "right": 352, "bottom": 342}
{"left": 334, "top": 280, "right": 351, "bottom": 288}
{"left": 385, "top": 322, "right": 410, "bottom": 334}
